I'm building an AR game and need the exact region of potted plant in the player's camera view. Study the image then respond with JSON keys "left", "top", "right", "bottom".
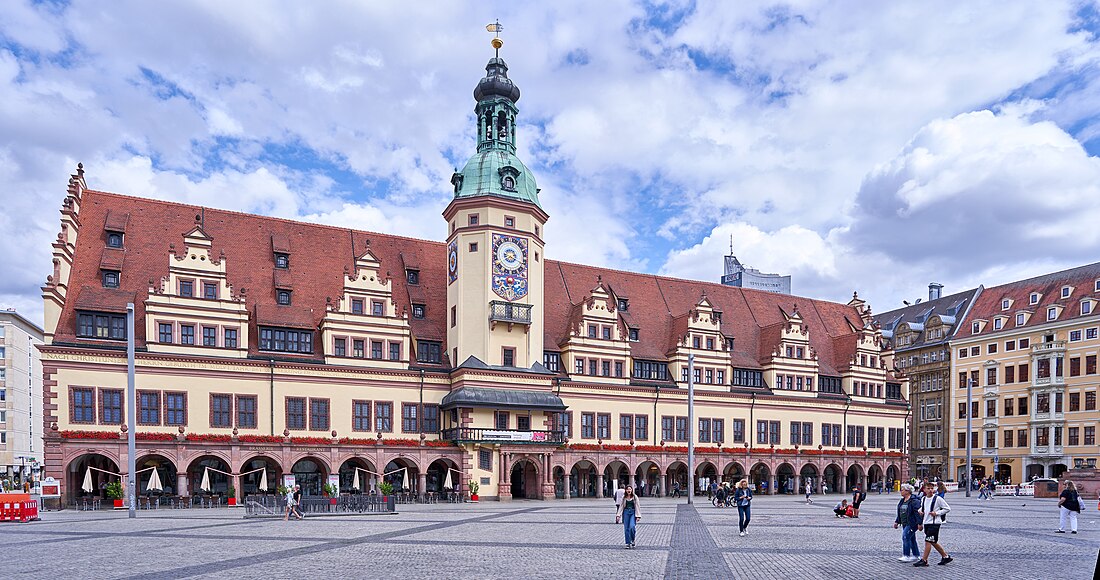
{"left": 105, "top": 480, "right": 125, "bottom": 508}
{"left": 468, "top": 480, "right": 479, "bottom": 502}
{"left": 227, "top": 486, "right": 237, "bottom": 506}
{"left": 323, "top": 483, "right": 338, "bottom": 505}
{"left": 379, "top": 481, "right": 394, "bottom": 498}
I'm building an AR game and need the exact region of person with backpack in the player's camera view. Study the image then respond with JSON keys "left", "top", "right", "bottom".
{"left": 851, "top": 485, "right": 866, "bottom": 518}
{"left": 615, "top": 485, "right": 641, "bottom": 548}
{"left": 913, "top": 481, "right": 953, "bottom": 567}
{"left": 1057, "top": 480, "right": 1081, "bottom": 534}
{"left": 733, "top": 479, "right": 753, "bottom": 536}
{"left": 893, "top": 483, "right": 922, "bottom": 562}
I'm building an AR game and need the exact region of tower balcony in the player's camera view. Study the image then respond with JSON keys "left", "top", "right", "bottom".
{"left": 489, "top": 301, "right": 531, "bottom": 328}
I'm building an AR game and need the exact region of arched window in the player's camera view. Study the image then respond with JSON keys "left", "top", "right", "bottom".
{"left": 497, "top": 111, "right": 508, "bottom": 139}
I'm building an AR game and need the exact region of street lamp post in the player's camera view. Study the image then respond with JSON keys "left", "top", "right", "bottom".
{"left": 687, "top": 354, "right": 695, "bottom": 505}
{"left": 126, "top": 303, "right": 137, "bottom": 518}
{"left": 965, "top": 378, "right": 973, "bottom": 498}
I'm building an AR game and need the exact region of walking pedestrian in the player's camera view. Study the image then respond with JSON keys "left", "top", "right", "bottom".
{"left": 734, "top": 479, "right": 753, "bottom": 536}
{"left": 805, "top": 480, "right": 813, "bottom": 504}
{"left": 1056, "top": 480, "right": 1081, "bottom": 534}
{"left": 851, "top": 485, "right": 866, "bottom": 518}
{"left": 291, "top": 484, "right": 304, "bottom": 520}
{"left": 936, "top": 481, "right": 947, "bottom": 499}
{"left": 614, "top": 485, "right": 625, "bottom": 512}
{"left": 615, "top": 485, "right": 641, "bottom": 548}
{"left": 913, "top": 481, "right": 952, "bottom": 567}
{"left": 893, "top": 483, "right": 922, "bottom": 562}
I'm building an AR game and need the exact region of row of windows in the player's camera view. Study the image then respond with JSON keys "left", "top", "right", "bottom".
{"left": 960, "top": 391, "right": 1097, "bottom": 420}
{"left": 71, "top": 387, "right": 186, "bottom": 426}
{"left": 333, "top": 337, "right": 401, "bottom": 361}
{"left": 960, "top": 426, "right": 1097, "bottom": 449}
{"left": 576, "top": 357, "right": 625, "bottom": 378}
{"left": 158, "top": 322, "right": 238, "bottom": 348}
{"left": 958, "top": 338, "right": 1031, "bottom": 358}
{"left": 774, "top": 374, "right": 813, "bottom": 391}
{"left": 259, "top": 327, "right": 313, "bottom": 354}
{"left": 680, "top": 366, "right": 726, "bottom": 385}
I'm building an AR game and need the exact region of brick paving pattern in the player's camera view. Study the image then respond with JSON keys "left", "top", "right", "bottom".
{"left": 1, "top": 494, "right": 1095, "bottom": 579}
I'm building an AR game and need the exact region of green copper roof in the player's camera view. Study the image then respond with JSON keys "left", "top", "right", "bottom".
{"left": 453, "top": 149, "right": 541, "bottom": 208}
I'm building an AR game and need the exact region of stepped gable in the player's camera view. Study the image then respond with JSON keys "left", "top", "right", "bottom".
{"left": 60, "top": 189, "right": 870, "bottom": 372}
{"left": 957, "top": 261, "right": 1100, "bottom": 340}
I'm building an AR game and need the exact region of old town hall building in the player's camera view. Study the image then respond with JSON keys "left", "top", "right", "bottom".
{"left": 39, "top": 46, "right": 908, "bottom": 504}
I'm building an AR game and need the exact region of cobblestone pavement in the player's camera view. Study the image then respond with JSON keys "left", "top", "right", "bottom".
{"left": 1, "top": 494, "right": 1095, "bottom": 579}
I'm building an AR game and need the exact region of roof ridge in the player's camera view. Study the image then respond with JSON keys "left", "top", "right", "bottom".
{"left": 983, "top": 260, "right": 1100, "bottom": 292}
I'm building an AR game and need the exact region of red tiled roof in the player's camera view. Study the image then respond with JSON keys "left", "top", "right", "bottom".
{"left": 72, "top": 285, "right": 136, "bottom": 314}
{"left": 956, "top": 261, "right": 1100, "bottom": 339}
{"left": 57, "top": 189, "right": 870, "bottom": 374}
{"left": 103, "top": 210, "right": 129, "bottom": 232}
{"left": 99, "top": 248, "right": 125, "bottom": 270}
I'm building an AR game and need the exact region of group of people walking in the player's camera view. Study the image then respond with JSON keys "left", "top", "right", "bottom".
{"left": 894, "top": 482, "right": 953, "bottom": 566}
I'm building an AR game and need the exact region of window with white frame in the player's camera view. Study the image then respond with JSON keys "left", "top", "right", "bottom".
{"left": 1048, "top": 307, "right": 1058, "bottom": 321}
{"left": 1062, "top": 286, "right": 1072, "bottom": 298}
{"left": 994, "top": 318, "right": 1002, "bottom": 330}
{"left": 1002, "top": 299, "right": 1010, "bottom": 310}
{"left": 1083, "top": 301, "right": 1093, "bottom": 315}
{"left": 1016, "top": 313, "right": 1026, "bottom": 326}
{"left": 972, "top": 322, "right": 980, "bottom": 333}
{"left": 1030, "top": 293, "right": 1040, "bottom": 305}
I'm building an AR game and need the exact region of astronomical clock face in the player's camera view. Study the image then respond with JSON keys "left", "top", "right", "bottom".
{"left": 491, "top": 233, "right": 528, "bottom": 301}
{"left": 447, "top": 240, "right": 458, "bottom": 284}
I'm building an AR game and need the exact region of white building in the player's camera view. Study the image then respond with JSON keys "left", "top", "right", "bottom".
{"left": 720, "top": 238, "right": 792, "bottom": 295}
{"left": 0, "top": 310, "right": 44, "bottom": 490}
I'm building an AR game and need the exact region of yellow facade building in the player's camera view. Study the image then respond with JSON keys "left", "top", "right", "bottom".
{"left": 950, "top": 263, "right": 1100, "bottom": 484}
{"left": 39, "top": 48, "right": 908, "bottom": 503}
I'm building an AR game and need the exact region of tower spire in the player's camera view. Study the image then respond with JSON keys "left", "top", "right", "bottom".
{"left": 486, "top": 20, "right": 503, "bottom": 58}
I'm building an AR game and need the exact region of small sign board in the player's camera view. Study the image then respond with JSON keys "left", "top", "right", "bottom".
{"left": 327, "top": 474, "right": 340, "bottom": 495}
{"left": 40, "top": 477, "right": 61, "bottom": 498}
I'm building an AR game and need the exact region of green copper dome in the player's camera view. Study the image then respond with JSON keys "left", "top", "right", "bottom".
{"left": 452, "top": 149, "right": 541, "bottom": 208}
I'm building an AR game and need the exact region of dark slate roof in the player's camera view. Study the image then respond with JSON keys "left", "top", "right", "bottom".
{"left": 440, "top": 386, "right": 566, "bottom": 410}
{"left": 873, "top": 286, "right": 982, "bottom": 352}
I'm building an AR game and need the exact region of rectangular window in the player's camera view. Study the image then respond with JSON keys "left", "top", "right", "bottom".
{"left": 582, "top": 413, "right": 595, "bottom": 439}
{"left": 334, "top": 338, "right": 346, "bottom": 357}
{"left": 351, "top": 299, "right": 364, "bottom": 315}
{"left": 790, "top": 422, "right": 801, "bottom": 447}
{"left": 699, "top": 418, "right": 711, "bottom": 443}
{"left": 99, "top": 388, "right": 123, "bottom": 424}
{"left": 986, "top": 399, "right": 996, "bottom": 418}
{"left": 516, "top": 414, "right": 529, "bottom": 431}
{"left": 801, "top": 421, "right": 813, "bottom": 446}
{"left": 713, "top": 418, "right": 725, "bottom": 444}
{"left": 602, "top": 326, "right": 612, "bottom": 340}
{"left": 543, "top": 352, "right": 560, "bottom": 372}
{"left": 158, "top": 322, "right": 173, "bottom": 343}
{"left": 1004, "top": 429, "right": 1014, "bottom": 448}
{"left": 420, "top": 405, "right": 437, "bottom": 435}
{"left": 179, "top": 279, "right": 193, "bottom": 297}
{"left": 388, "top": 342, "right": 401, "bottom": 361}
{"left": 180, "top": 324, "right": 195, "bottom": 345}
{"left": 615, "top": 361, "right": 624, "bottom": 378}
{"left": 769, "top": 421, "right": 780, "bottom": 445}
{"left": 504, "top": 348, "right": 516, "bottom": 367}
{"left": 661, "top": 416, "right": 674, "bottom": 442}
{"left": 1005, "top": 365, "right": 1015, "bottom": 384}
{"left": 1018, "top": 429, "right": 1028, "bottom": 447}
{"left": 669, "top": 416, "right": 684, "bottom": 442}
{"left": 1055, "top": 392, "right": 1064, "bottom": 413}
{"left": 353, "top": 339, "right": 365, "bottom": 358}
{"left": 202, "top": 282, "right": 217, "bottom": 300}
{"left": 372, "top": 301, "right": 384, "bottom": 316}
{"left": 375, "top": 402, "right": 393, "bottom": 432}
{"left": 634, "top": 415, "right": 648, "bottom": 441}
{"left": 716, "top": 370, "right": 725, "bottom": 384}
{"left": 416, "top": 341, "right": 442, "bottom": 364}
{"left": 557, "top": 411, "right": 573, "bottom": 440}
{"left": 309, "top": 398, "right": 330, "bottom": 431}
{"left": 1018, "top": 396, "right": 1028, "bottom": 415}
{"left": 203, "top": 326, "right": 217, "bottom": 347}
{"left": 576, "top": 358, "right": 585, "bottom": 374}
{"left": 402, "top": 403, "right": 419, "bottom": 433}
{"left": 1086, "top": 426, "right": 1096, "bottom": 446}
{"left": 1088, "top": 355, "right": 1097, "bottom": 375}
{"left": 589, "top": 360, "right": 598, "bottom": 376}
{"left": 620, "top": 414, "right": 633, "bottom": 440}
{"left": 274, "top": 253, "right": 289, "bottom": 269}
{"left": 1037, "top": 427, "right": 1050, "bottom": 446}
{"left": 77, "top": 312, "right": 127, "bottom": 340}
{"left": 71, "top": 387, "right": 95, "bottom": 423}
{"left": 597, "top": 413, "right": 611, "bottom": 439}
{"left": 211, "top": 394, "right": 232, "bottom": 428}
{"left": 138, "top": 391, "right": 160, "bottom": 425}
{"left": 224, "top": 328, "right": 238, "bottom": 348}
{"left": 165, "top": 392, "right": 187, "bottom": 426}
{"left": 986, "top": 367, "right": 997, "bottom": 385}
{"left": 1069, "top": 427, "right": 1080, "bottom": 446}
{"left": 479, "top": 449, "right": 491, "bottom": 471}
{"left": 1004, "top": 397, "right": 1014, "bottom": 416}
{"left": 1087, "top": 391, "right": 1097, "bottom": 411}
{"left": 371, "top": 340, "right": 383, "bottom": 359}
{"left": 758, "top": 420, "right": 769, "bottom": 444}
{"left": 353, "top": 400, "right": 372, "bottom": 432}
{"left": 236, "top": 395, "right": 257, "bottom": 429}
{"left": 1070, "top": 392, "right": 1081, "bottom": 412}
{"left": 286, "top": 397, "right": 306, "bottom": 430}
{"left": 732, "top": 419, "right": 745, "bottom": 443}
{"left": 985, "top": 430, "right": 996, "bottom": 448}
{"left": 258, "top": 327, "right": 313, "bottom": 354}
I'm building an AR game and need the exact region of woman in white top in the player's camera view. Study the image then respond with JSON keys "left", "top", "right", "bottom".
{"left": 913, "top": 481, "right": 953, "bottom": 567}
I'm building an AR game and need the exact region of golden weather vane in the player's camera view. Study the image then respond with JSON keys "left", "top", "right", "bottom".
{"left": 486, "top": 19, "right": 503, "bottom": 57}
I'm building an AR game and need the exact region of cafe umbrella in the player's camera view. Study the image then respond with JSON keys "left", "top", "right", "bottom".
{"left": 82, "top": 467, "right": 94, "bottom": 493}
{"left": 146, "top": 468, "right": 163, "bottom": 492}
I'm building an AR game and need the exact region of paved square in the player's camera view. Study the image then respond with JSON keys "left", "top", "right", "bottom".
{"left": 1, "top": 494, "right": 1094, "bottom": 579}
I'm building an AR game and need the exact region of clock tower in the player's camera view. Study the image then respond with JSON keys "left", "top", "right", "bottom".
{"left": 443, "top": 43, "right": 548, "bottom": 369}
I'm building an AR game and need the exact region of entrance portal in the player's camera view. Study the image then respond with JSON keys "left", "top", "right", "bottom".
{"left": 510, "top": 460, "right": 538, "bottom": 499}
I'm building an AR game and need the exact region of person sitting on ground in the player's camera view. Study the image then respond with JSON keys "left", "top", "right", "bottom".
{"left": 834, "top": 498, "right": 850, "bottom": 518}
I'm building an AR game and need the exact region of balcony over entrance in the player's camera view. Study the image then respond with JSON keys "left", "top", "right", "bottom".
{"left": 442, "top": 427, "right": 565, "bottom": 445}
{"left": 489, "top": 301, "right": 532, "bottom": 326}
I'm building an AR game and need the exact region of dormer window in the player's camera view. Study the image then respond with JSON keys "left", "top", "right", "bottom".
{"left": 1001, "top": 299, "right": 1010, "bottom": 311}
{"left": 1095, "top": 279, "right": 1100, "bottom": 292}
{"left": 102, "top": 270, "right": 120, "bottom": 289}
{"left": 1083, "top": 301, "right": 1093, "bottom": 316}
{"left": 1062, "top": 286, "right": 1072, "bottom": 298}
{"left": 617, "top": 299, "right": 629, "bottom": 311}
{"left": 713, "top": 311, "right": 721, "bottom": 323}
{"left": 406, "top": 269, "right": 420, "bottom": 285}
{"left": 629, "top": 328, "right": 639, "bottom": 341}
{"left": 1016, "top": 313, "right": 1026, "bottom": 326}
{"left": 412, "top": 304, "right": 425, "bottom": 319}
{"left": 972, "top": 322, "right": 980, "bottom": 333}
{"left": 179, "top": 279, "right": 193, "bottom": 297}
{"left": 501, "top": 175, "right": 516, "bottom": 191}
{"left": 107, "top": 232, "right": 124, "bottom": 248}
{"left": 277, "top": 290, "right": 292, "bottom": 305}
{"left": 274, "top": 253, "right": 289, "bottom": 269}
{"left": 1030, "top": 292, "right": 1040, "bottom": 305}
{"left": 1047, "top": 306, "right": 1058, "bottom": 321}
{"left": 993, "top": 318, "right": 1003, "bottom": 330}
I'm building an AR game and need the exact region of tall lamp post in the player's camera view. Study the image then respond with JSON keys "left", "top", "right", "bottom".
{"left": 965, "top": 377, "right": 973, "bottom": 497}
{"left": 126, "top": 303, "right": 137, "bottom": 518}
{"left": 904, "top": 401, "right": 912, "bottom": 480}
{"left": 686, "top": 354, "right": 695, "bottom": 505}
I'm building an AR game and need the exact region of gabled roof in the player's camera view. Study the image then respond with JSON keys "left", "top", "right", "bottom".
{"left": 874, "top": 287, "right": 982, "bottom": 351}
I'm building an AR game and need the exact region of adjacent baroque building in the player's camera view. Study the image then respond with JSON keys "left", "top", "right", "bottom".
{"left": 39, "top": 48, "right": 908, "bottom": 504}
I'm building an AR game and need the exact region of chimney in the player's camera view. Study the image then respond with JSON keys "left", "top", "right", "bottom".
{"left": 928, "top": 282, "right": 943, "bottom": 301}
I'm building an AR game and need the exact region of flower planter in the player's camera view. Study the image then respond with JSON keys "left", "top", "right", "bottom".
{"left": 470, "top": 494, "right": 479, "bottom": 502}
{"left": 113, "top": 499, "right": 124, "bottom": 509}
{"left": 228, "top": 497, "right": 237, "bottom": 506}
{"left": 329, "top": 498, "right": 337, "bottom": 506}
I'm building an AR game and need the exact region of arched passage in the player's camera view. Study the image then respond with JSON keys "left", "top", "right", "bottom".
{"left": 67, "top": 453, "right": 120, "bottom": 501}
{"left": 885, "top": 464, "right": 900, "bottom": 489}
{"left": 553, "top": 466, "right": 568, "bottom": 499}
{"left": 667, "top": 461, "right": 688, "bottom": 496}
{"left": 995, "top": 463, "right": 1012, "bottom": 484}
{"left": 696, "top": 461, "right": 718, "bottom": 495}
{"left": 510, "top": 458, "right": 540, "bottom": 499}
{"left": 338, "top": 457, "right": 377, "bottom": 494}
{"left": 604, "top": 460, "right": 629, "bottom": 497}
{"left": 867, "top": 464, "right": 884, "bottom": 492}
{"left": 384, "top": 458, "right": 419, "bottom": 494}
{"left": 750, "top": 462, "right": 771, "bottom": 493}
{"left": 187, "top": 455, "right": 230, "bottom": 496}
{"left": 776, "top": 463, "right": 796, "bottom": 494}
{"left": 723, "top": 461, "right": 746, "bottom": 485}
{"left": 1051, "top": 464, "right": 1068, "bottom": 480}
{"left": 239, "top": 456, "right": 280, "bottom": 497}
{"left": 135, "top": 454, "right": 177, "bottom": 496}
{"left": 292, "top": 456, "right": 330, "bottom": 497}
{"left": 846, "top": 464, "right": 865, "bottom": 493}
{"left": 427, "top": 458, "right": 459, "bottom": 494}
{"left": 570, "top": 460, "right": 598, "bottom": 498}
{"left": 636, "top": 461, "right": 660, "bottom": 497}
{"left": 799, "top": 463, "right": 819, "bottom": 494}
{"left": 1025, "top": 463, "right": 1045, "bottom": 481}
{"left": 823, "top": 463, "right": 842, "bottom": 494}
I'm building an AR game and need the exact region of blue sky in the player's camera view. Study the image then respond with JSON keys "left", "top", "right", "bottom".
{"left": 2, "top": 0, "right": 1100, "bottom": 325}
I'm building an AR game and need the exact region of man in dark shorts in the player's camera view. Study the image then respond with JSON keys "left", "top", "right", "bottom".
{"left": 914, "top": 481, "right": 952, "bottom": 567}
{"left": 851, "top": 485, "right": 866, "bottom": 517}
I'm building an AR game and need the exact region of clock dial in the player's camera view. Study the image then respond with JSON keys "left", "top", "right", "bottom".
{"left": 447, "top": 240, "right": 458, "bottom": 284}
{"left": 496, "top": 240, "right": 524, "bottom": 272}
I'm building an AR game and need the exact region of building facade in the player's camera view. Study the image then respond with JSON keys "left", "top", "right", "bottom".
{"left": 950, "top": 263, "right": 1100, "bottom": 484}
{"left": 720, "top": 240, "right": 792, "bottom": 295}
{"left": 876, "top": 285, "right": 981, "bottom": 480}
{"left": 39, "top": 47, "right": 907, "bottom": 504}
{"left": 1, "top": 310, "right": 44, "bottom": 489}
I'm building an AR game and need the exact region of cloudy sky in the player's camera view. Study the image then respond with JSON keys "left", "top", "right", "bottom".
{"left": 3, "top": 0, "right": 1100, "bottom": 326}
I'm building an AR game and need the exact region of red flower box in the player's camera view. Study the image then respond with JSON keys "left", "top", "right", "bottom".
{"left": 238, "top": 435, "right": 284, "bottom": 444}
{"left": 774, "top": 448, "right": 797, "bottom": 455}
{"left": 381, "top": 438, "right": 420, "bottom": 447}
{"left": 59, "top": 430, "right": 117, "bottom": 440}
{"left": 721, "top": 447, "right": 749, "bottom": 454}
{"left": 135, "top": 432, "right": 176, "bottom": 441}
{"left": 602, "top": 444, "right": 633, "bottom": 452}
{"left": 635, "top": 445, "right": 664, "bottom": 453}
{"left": 337, "top": 437, "right": 378, "bottom": 446}
{"left": 290, "top": 436, "right": 332, "bottom": 445}
{"left": 696, "top": 447, "right": 721, "bottom": 454}
{"left": 186, "top": 434, "right": 232, "bottom": 443}
{"left": 568, "top": 443, "right": 601, "bottom": 451}
{"left": 424, "top": 440, "right": 457, "bottom": 448}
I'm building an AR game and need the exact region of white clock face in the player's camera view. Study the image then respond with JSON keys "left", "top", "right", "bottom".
{"left": 496, "top": 240, "right": 523, "bottom": 271}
